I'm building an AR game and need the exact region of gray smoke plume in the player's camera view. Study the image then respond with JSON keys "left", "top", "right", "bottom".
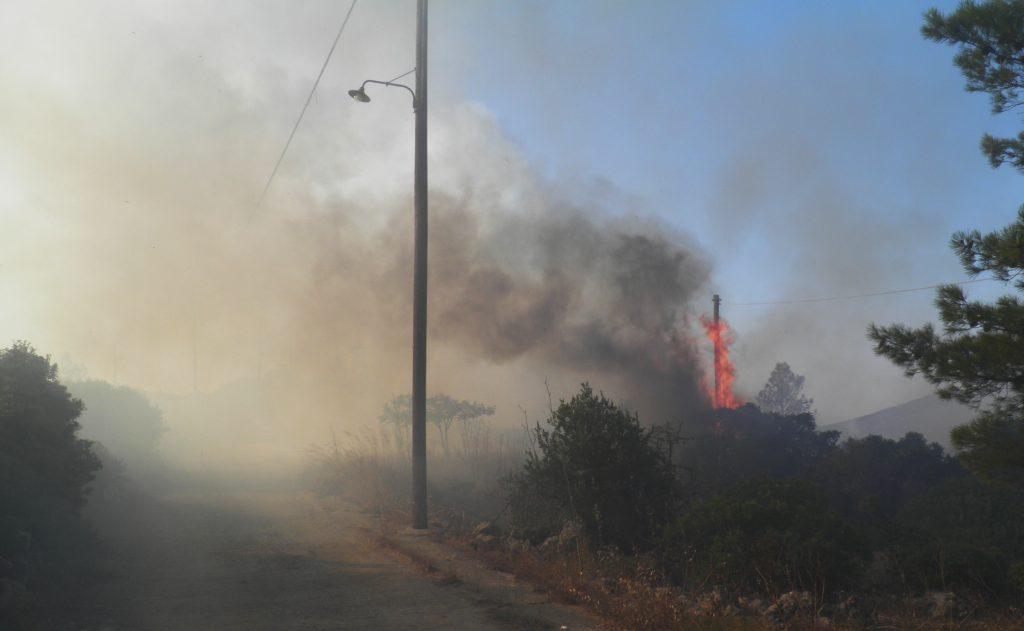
{"left": 381, "top": 194, "right": 712, "bottom": 420}
{"left": 0, "top": 2, "right": 715, "bottom": 469}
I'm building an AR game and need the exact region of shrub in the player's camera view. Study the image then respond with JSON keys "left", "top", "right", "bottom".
{"left": 506, "top": 384, "right": 674, "bottom": 551}
{"left": 0, "top": 343, "right": 100, "bottom": 558}
{"left": 680, "top": 405, "right": 839, "bottom": 498}
{"left": 813, "top": 433, "right": 965, "bottom": 543}
{"left": 662, "top": 477, "right": 865, "bottom": 595}
{"left": 888, "top": 476, "right": 1024, "bottom": 595}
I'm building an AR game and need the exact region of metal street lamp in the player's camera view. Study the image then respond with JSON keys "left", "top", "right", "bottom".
{"left": 350, "top": 0, "right": 429, "bottom": 531}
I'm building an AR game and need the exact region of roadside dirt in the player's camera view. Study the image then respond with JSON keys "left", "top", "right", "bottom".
{"left": 45, "top": 491, "right": 599, "bottom": 630}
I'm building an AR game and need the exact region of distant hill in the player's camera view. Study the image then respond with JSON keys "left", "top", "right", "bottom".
{"left": 823, "top": 394, "right": 975, "bottom": 449}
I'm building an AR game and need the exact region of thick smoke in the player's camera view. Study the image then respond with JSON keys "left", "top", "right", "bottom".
{"left": 403, "top": 196, "right": 710, "bottom": 419}
{"left": 0, "top": 2, "right": 715, "bottom": 470}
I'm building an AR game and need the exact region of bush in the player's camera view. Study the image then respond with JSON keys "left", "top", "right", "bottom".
{"left": 0, "top": 342, "right": 101, "bottom": 584}
{"left": 506, "top": 384, "right": 674, "bottom": 551}
{"left": 662, "top": 477, "right": 865, "bottom": 595}
{"left": 887, "top": 476, "right": 1024, "bottom": 595}
{"left": 66, "top": 380, "right": 165, "bottom": 471}
{"left": 814, "top": 433, "right": 965, "bottom": 541}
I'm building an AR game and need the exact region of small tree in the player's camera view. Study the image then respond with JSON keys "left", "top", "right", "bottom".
{"left": 453, "top": 399, "right": 495, "bottom": 456}
{"left": 379, "top": 394, "right": 494, "bottom": 458}
{"left": 427, "top": 394, "right": 460, "bottom": 458}
{"left": 755, "top": 362, "right": 813, "bottom": 416}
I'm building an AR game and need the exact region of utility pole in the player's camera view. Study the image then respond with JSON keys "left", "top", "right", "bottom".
{"left": 712, "top": 294, "right": 721, "bottom": 408}
{"left": 349, "top": 0, "right": 429, "bottom": 531}
{"left": 411, "top": 0, "right": 429, "bottom": 531}
{"left": 191, "top": 286, "right": 199, "bottom": 395}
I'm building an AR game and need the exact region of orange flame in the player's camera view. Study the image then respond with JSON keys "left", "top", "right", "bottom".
{"left": 700, "top": 314, "right": 742, "bottom": 409}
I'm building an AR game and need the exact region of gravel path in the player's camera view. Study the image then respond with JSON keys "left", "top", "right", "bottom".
{"left": 49, "top": 491, "right": 596, "bottom": 631}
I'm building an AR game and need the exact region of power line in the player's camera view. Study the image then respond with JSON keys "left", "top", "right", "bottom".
{"left": 386, "top": 68, "right": 416, "bottom": 83}
{"left": 251, "top": 0, "right": 358, "bottom": 216}
{"left": 728, "top": 277, "right": 997, "bottom": 306}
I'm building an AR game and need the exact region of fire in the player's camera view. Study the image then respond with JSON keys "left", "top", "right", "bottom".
{"left": 700, "top": 314, "right": 742, "bottom": 409}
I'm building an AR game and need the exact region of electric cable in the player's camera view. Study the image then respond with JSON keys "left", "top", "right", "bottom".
{"left": 251, "top": 0, "right": 358, "bottom": 217}
{"left": 728, "top": 277, "right": 997, "bottom": 306}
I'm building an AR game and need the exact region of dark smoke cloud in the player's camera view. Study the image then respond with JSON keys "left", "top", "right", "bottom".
{"left": 424, "top": 199, "right": 710, "bottom": 419}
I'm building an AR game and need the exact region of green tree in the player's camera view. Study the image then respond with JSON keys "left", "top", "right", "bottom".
{"left": 755, "top": 362, "right": 814, "bottom": 416}
{"left": 923, "top": 0, "right": 1024, "bottom": 171}
{"left": 870, "top": 0, "right": 1024, "bottom": 480}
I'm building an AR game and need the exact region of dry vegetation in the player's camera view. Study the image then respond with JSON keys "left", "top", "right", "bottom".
{"left": 305, "top": 407, "right": 1024, "bottom": 631}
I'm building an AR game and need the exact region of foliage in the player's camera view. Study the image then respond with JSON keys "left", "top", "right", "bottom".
{"left": 868, "top": 215, "right": 1024, "bottom": 480}
{"left": 378, "top": 394, "right": 413, "bottom": 452}
{"left": 755, "top": 362, "right": 813, "bottom": 416}
{"left": 0, "top": 342, "right": 101, "bottom": 576}
{"left": 951, "top": 406, "right": 1024, "bottom": 482}
{"left": 66, "top": 380, "right": 165, "bottom": 469}
{"left": 923, "top": 0, "right": 1024, "bottom": 171}
{"left": 681, "top": 405, "right": 839, "bottom": 497}
{"left": 506, "top": 384, "right": 674, "bottom": 551}
{"left": 814, "top": 433, "right": 965, "bottom": 530}
{"left": 889, "top": 476, "right": 1024, "bottom": 593}
{"left": 871, "top": 1, "right": 1024, "bottom": 480}
{"left": 427, "top": 394, "right": 494, "bottom": 457}
{"left": 662, "top": 478, "right": 865, "bottom": 595}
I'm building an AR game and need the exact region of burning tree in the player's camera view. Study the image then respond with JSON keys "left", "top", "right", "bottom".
{"left": 700, "top": 313, "right": 742, "bottom": 409}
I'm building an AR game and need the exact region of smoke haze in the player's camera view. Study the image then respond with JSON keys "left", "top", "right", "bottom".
{"left": 0, "top": 1, "right": 718, "bottom": 472}
{"left": 6, "top": 1, "right": 1020, "bottom": 471}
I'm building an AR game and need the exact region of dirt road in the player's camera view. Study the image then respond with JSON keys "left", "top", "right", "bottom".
{"left": 51, "top": 491, "right": 596, "bottom": 631}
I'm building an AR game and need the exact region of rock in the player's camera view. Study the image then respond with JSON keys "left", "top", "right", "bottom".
{"left": 766, "top": 591, "right": 813, "bottom": 621}
{"left": 695, "top": 589, "right": 724, "bottom": 615}
{"left": 504, "top": 538, "right": 531, "bottom": 554}
{"left": 539, "top": 519, "right": 583, "bottom": 554}
{"left": 470, "top": 533, "right": 500, "bottom": 551}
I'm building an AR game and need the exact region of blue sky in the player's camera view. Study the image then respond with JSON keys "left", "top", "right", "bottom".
{"left": 4, "top": 0, "right": 1024, "bottom": 432}
{"left": 425, "top": 0, "right": 1024, "bottom": 419}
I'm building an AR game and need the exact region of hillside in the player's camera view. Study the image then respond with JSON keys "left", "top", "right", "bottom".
{"left": 823, "top": 394, "right": 975, "bottom": 449}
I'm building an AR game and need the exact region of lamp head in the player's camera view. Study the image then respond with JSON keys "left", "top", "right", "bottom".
{"left": 348, "top": 86, "right": 371, "bottom": 103}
